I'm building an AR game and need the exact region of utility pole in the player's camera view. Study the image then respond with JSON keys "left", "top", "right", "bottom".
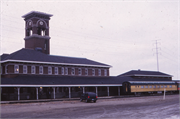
{"left": 155, "top": 40, "right": 160, "bottom": 71}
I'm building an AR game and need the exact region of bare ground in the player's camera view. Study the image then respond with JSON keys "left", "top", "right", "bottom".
{"left": 1, "top": 94, "right": 179, "bottom": 119}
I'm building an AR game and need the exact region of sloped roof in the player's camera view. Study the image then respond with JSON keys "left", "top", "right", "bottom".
{"left": 1, "top": 75, "right": 119, "bottom": 85}
{"left": 118, "top": 70, "right": 172, "bottom": 77}
{"left": 1, "top": 48, "right": 111, "bottom": 67}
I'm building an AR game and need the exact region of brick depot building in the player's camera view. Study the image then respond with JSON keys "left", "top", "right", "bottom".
{"left": 0, "top": 11, "right": 173, "bottom": 101}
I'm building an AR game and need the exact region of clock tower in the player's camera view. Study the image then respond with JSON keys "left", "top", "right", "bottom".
{"left": 22, "top": 11, "right": 53, "bottom": 54}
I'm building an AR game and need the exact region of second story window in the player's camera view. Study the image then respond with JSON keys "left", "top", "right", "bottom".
{"left": 85, "top": 68, "right": 88, "bottom": 76}
{"left": 65, "top": 67, "right": 68, "bottom": 75}
{"left": 98, "top": 69, "right": 101, "bottom": 76}
{"left": 23, "top": 65, "right": 27, "bottom": 74}
{"left": 54, "top": 67, "right": 58, "bottom": 75}
{"left": 39, "top": 66, "right": 43, "bottom": 74}
{"left": 78, "top": 68, "right": 82, "bottom": 76}
{"left": 14, "top": 65, "right": 19, "bottom": 73}
{"left": 48, "top": 66, "right": 52, "bottom": 74}
{"left": 71, "top": 68, "right": 75, "bottom": 75}
{"left": 104, "top": 69, "right": 107, "bottom": 76}
{"left": 31, "top": 65, "right": 35, "bottom": 74}
{"left": 61, "top": 67, "right": 64, "bottom": 75}
{"left": 92, "top": 69, "right": 95, "bottom": 76}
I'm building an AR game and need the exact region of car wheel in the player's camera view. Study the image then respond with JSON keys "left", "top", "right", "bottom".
{"left": 94, "top": 100, "right": 96, "bottom": 103}
{"left": 86, "top": 100, "right": 88, "bottom": 103}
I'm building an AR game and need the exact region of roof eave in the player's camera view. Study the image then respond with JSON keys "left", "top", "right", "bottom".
{"left": 0, "top": 59, "right": 111, "bottom": 68}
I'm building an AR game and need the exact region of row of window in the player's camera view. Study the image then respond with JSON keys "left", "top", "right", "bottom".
{"left": 135, "top": 85, "right": 173, "bottom": 89}
{"left": 14, "top": 65, "right": 108, "bottom": 76}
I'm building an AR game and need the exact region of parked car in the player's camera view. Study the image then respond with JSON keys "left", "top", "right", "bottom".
{"left": 80, "top": 92, "right": 97, "bottom": 103}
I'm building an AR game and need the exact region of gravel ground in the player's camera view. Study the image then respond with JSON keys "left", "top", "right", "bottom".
{"left": 1, "top": 94, "right": 179, "bottom": 119}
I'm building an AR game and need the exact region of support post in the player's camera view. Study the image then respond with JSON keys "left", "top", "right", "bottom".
{"left": 118, "top": 86, "right": 120, "bottom": 96}
{"left": 36, "top": 87, "right": 39, "bottom": 100}
{"left": 96, "top": 87, "right": 98, "bottom": 96}
{"left": 163, "top": 89, "right": 166, "bottom": 100}
{"left": 107, "top": 86, "right": 109, "bottom": 96}
{"left": 69, "top": 87, "right": 71, "bottom": 98}
{"left": 53, "top": 87, "right": 56, "bottom": 99}
{"left": 17, "top": 87, "right": 20, "bottom": 100}
{"left": 83, "top": 87, "right": 85, "bottom": 93}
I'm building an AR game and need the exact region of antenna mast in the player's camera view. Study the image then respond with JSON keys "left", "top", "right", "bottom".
{"left": 155, "top": 40, "right": 160, "bottom": 71}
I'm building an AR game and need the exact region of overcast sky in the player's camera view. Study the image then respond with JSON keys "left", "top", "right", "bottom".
{"left": 0, "top": 0, "right": 179, "bottom": 80}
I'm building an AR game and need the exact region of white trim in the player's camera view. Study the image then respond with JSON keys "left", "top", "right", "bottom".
{"left": 0, "top": 60, "right": 111, "bottom": 68}
{"left": 0, "top": 84, "right": 122, "bottom": 87}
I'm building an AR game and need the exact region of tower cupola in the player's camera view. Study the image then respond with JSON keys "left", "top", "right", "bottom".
{"left": 22, "top": 11, "right": 53, "bottom": 54}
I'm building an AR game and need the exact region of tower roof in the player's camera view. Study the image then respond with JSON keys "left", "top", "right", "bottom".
{"left": 22, "top": 11, "right": 53, "bottom": 19}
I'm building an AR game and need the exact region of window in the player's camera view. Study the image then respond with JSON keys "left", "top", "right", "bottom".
{"left": 65, "top": 67, "right": 68, "bottom": 75}
{"left": 169, "top": 85, "right": 172, "bottom": 88}
{"left": 141, "top": 86, "right": 144, "bottom": 88}
{"left": 149, "top": 86, "right": 152, "bottom": 88}
{"left": 31, "top": 65, "right": 35, "bottom": 74}
{"left": 48, "top": 66, "right": 52, "bottom": 74}
{"left": 153, "top": 85, "right": 156, "bottom": 88}
{"left": 161, "top": 85, "right": 163, "bottom": 88}
{"left": 157, "top": 85, "right": 160, "bottom": 88}
{"left": 164, "top": 85, "right": 167, "bottom": 88}
{"left": 23, "top": 65, "right": 27, "bottom": 74}
{"left": 54, "top": 67, "right": 58, "bottom": 75}
{"left": 98, "top": 69, "right": 101, "bottom": 76}
{"left": 78, "top": 68, "right": 82, "bottom": 75}
{"left": 14, "top": 65, "right": 19, "bottom": 73}
{"left": 71, "top": 68, "right": 75, "bottom": 75}
{"left": 85, "top": 68, "right": 88, "bottom": 76}
{"left": 39, "top": 66, "right": 43, "bottom": 74}
{"left": 61, "top": 67, "right": 64, "bottom": 75}
{"left": 92, "top": 69, "right": 95, "bottom": 76}
{"left": 145, "top": 86, "right": 148, "bottom": 88}
{"left": 104, "top": 69, "right": 107, "bottom": 76}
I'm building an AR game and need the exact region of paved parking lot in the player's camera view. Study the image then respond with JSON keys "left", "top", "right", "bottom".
{"left": 1, "top": 94, "right": 179, "bottom": 118}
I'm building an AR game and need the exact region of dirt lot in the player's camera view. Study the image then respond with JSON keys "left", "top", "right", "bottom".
{"left": 1, "top": 94, "right": 179, "bottom": 119}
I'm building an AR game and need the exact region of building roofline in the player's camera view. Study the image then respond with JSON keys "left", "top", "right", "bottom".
{"left": 0, "top": 84, "right": 122, "bottom": 87}
{"left": 0, "top": 59, "right": 112, "bottom": 68}
{"left": 22, "top": 11, "right": 53, "bottom": 18}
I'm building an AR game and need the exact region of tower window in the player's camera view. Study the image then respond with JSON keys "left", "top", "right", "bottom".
{"left": 23, "top": 65, "right": 27, "bottom": 74}
{"left": 14, "top": 65, "right": 19, "bottom": 73}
